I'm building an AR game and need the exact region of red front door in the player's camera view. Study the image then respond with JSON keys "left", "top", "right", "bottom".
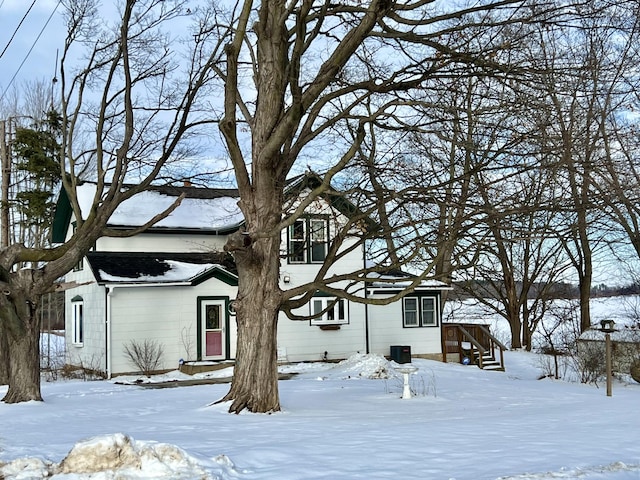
{"left": 202, "top": 300, "right": 225, "bottom": 359}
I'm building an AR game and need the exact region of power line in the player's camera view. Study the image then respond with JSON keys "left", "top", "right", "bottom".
{"left": 0, "top": 0, "right": 62, "bottom": 104}
{"left": 0, "top": 0, "right": 39, "bottom": 59}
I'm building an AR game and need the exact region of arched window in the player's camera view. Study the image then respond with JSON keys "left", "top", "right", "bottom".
{"left": 71, "top": 295, "right": 84, "bottom": 346}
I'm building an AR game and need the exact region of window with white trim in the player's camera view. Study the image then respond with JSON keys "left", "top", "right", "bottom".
{"left": 310, "top": 218, "right": 327, "bottom": 262}
{"left": 72, "top": 299, "right": 84, "bottom": 345}
{"left": 421, "top": 297, "right": 436, "bottom": 326}
{"left": 403, "top": 296, "right": 438, "bottom": 328}
{"left": 310, "top": 297, "right": 348, "bottom": 325}
{"left": 287, "top": 217, "right": 328, "bottom": 264}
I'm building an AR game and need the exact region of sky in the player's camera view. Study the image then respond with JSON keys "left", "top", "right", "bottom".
{"left": 0, "top": 0, "right": 66, "bottom": 104}
{"left": 0, "top": 0, "right": 637, "bottom": 288}
{"left": 1, "top": 297, "right": 640, "bottom": 479}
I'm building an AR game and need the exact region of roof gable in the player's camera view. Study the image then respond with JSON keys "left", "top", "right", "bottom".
{"left": 285, "top": 174, "right": 378, "bottom": 231}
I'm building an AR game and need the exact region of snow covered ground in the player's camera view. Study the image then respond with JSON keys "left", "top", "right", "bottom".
{"left": 1, "top": 350, "right": 639, "bottom": 479}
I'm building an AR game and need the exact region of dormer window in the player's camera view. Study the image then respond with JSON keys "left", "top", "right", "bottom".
{"left": 288, "top": 217, "right": 328, "bottom": 264}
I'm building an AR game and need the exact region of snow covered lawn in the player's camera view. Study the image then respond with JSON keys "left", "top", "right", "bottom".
{"left": 1, "top": 352, "right": 639, "bottom": 479}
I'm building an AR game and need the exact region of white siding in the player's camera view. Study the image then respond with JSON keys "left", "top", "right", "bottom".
{"left": 276, "top": 214, "right": 370, "bottom": 362}
{"left": 366, "top": 295, "right": 442, "bottom": 357}
{"left": 64, "top": 264, "right": 107, "bottom": 373}
{"left": 61, "top": 187, "right": 444, "bottom": 373}
{"left": 96, "top": 233, "right": 228, "bottom": 253}
{"left": 107, "top": 279, "right": 237, "bottom": 375}
{"left": 276, "top": 301, "right": 368, "bottom": 362}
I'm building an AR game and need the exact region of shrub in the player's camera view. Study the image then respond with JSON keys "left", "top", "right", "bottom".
{"left": 123, "top": 339, "right": 164, "bottom": 377}
{"left": 572, "top": 341, "right": 606, "bottom": 384}
{"left": 62, "top": 353, "right": 106, "bottom": 381}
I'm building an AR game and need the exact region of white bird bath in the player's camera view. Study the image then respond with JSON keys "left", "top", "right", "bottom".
{"left": 395, "top": 365, "right": 418, "bottom": 399}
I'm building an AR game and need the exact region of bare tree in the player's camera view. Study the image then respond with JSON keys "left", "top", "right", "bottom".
{"left": 1, "top": 82, "right": 64, "bottom": 386}
{"left": 530, "top": 1, "right": 637, "bottom": 332}
{"left": 469, "top": 164, "right": 574, "bottom": 349}
{"left": 0, "top": 0, "right": 224, "bottom": 403}
{"left": 586, "top": 6, "right": 640, "bottom": 275}
{"left": 382, "top": 32, "right": 572, "bottom": 350}
{"left": 212, "top": 0, "right": 569, "bottom": 413}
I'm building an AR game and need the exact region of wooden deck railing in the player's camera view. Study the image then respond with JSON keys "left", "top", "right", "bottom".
{"left": 442, "top": 323, "right": 507, "bottom": 371}
{"left": 476, "top": 324, "right": 508, "bottom": 371}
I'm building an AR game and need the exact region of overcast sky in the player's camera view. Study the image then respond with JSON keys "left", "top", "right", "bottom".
{"left": 0, "top": 0, "right": 66, "bottom": 104}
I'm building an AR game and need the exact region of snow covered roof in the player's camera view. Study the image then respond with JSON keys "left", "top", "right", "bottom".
{"left": 579, "top": 326, "right": 640, "bottom": 343}
{"left": 86, "top": 252, "right": 237, "bottom": 286}
{"left": 366, "top": 270, "right": 452, "bottom": 291}
{"left": 52, "top": 183, "right": 243, "bottom": 242}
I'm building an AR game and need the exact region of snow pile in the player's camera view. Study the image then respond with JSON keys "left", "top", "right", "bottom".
{"left": 2, "top": 349, "right": 640, "bottom": 479}
{"left": 194, "top": 366, "right": 235, "bottom": 380}
{"left": 497, "top": 461, "right": 640, "bottom": 479}
{"left": 0, "top": 433, "right": 245, "bottom": 479}
{"left": 114, "top": 369, "right": 194, "bottom": 385}
{"left": 332, "top": 353, "right": 394, "bottom": 379}
{"left": 0, "top": 457, "right": 50, "bottom": 480}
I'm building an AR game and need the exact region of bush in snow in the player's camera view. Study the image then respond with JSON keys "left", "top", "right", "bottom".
{"left": 573, "top": 341, "right": 606, "bottom": 384}
{"left": 123, "top": 339, "right": 165, "bottom": 377}
{"left": 63, "top": 352, "right": 106, "bottom": 381}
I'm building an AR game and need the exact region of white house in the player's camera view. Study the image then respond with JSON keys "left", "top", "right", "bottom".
{"left": 52, "top": 175, "right": 450, "bottom": 377}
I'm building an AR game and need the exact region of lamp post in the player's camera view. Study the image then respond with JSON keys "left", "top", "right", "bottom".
{"left": 599, "top": 319, "right": 616, "bottom": 397}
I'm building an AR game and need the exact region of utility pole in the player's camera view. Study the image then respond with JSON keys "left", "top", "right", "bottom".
{"left": 0, "top": 119, "right": 10, "bottom": 249}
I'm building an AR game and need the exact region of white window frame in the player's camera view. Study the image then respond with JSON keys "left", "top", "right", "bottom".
{"left": 403, "top": 297, "right": 419, "bottom": 327}
{"left": 403, "top": 295, "right": 438, "bottom": 328}
{"left": 73, "top": 257, "right": 84, "bottom": 272}
{"left": 72, "top": 300, "right": 84, "bottom": 346}
{"left": 288, "top": 219, "right": 306, "bottom": 263}
{"left": 310, "top": 297, "right": 348, "bottom": 325}
{"left": 421, "top": 297, "right": 436, "bottom": 326}
{"left": 287, "top": 217, "right": 328, "bottom": 264}
{"left": 310, "top": 218, "right": 328, "bottom": 262}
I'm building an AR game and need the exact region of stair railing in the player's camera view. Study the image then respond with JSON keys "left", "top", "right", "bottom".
{"left": 476, "top": 324, "right": 507, "bottom": 371}
{"left": 456, "top": 325, "right": 487, "bottom": 369}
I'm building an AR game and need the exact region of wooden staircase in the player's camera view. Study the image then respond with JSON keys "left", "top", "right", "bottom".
{"left": 442, "top": 323, "right": 507, "bottom": 371}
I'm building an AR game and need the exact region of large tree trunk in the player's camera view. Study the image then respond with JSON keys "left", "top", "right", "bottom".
{"left": 3, "top": 324, "right": 42, "bottom": 403}
{"left": 0, "top": 269, "right": 43, "bottom": 403}
{"left": 222, "top": 283, "right": 281, "bottom": 414}
{"left": 219, "top": 203, "right": 283, "bottom": 414}
{"left": 505, "top": 297, "right": 522, "bottom": 350}
{"left": 522, "top": 305, "right": 532, "bottom": 352}
{"left": 0, "top": 328, "right": 8, "bottom": 385}
{"left": 577, "top": 203, "right": 593, "bottom": 333}
{"left": 0, "top": 289, "right": 42, "bottom": 403}
{"left": 578, "top": 268, "right": 592, "bottom": 333}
